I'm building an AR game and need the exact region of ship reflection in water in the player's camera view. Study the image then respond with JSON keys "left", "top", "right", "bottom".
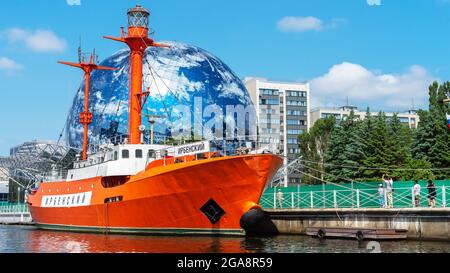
{"left": 1, "top": 225, "right": 450, "bottom": 253}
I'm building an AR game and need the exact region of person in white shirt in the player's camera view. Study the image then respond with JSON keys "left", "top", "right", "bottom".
{"left": 382, "top": 174, "right": 394, "bottom": 208}
{"left": 276, "top": 189, "right": 284, "bottom": 209}
{"left": 413, "top": 180, "right": 421, "bottom": 207}
{"left": 377, "top": 184, "right": 385, "bottom": 208}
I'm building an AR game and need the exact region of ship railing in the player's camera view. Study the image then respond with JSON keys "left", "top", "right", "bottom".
{"left": 260, "top": 186, "right": 450, "bottom": 210}
{"left": 89, "top": 134, "right": 282, "bottom": 157}
{"left": 143, "top": 135, "right": 281, "bottom": 168}
{"left": 38, "top": 170, "right": 69, "bottom": 182}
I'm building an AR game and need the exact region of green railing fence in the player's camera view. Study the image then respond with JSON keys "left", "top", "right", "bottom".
{"left": 261, "top": 180, "right": 450, "bottom": 209}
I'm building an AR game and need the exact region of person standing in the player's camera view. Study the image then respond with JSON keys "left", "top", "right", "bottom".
{"left": 413, "top": 180, "right": 421, "bottom": 207}
{"left": 377, "top": 184, "right": 385, "bottom": 208}
{"left": 277, "top": 189, "right": 284, "bottom": 209}
{"left": 427, "top": 180, "right": 437, "bottom": 208}
{"left": 383, "top": 174, "right": 394, "bottom": 208}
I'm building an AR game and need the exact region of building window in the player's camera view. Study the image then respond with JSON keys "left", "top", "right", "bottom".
{"left": 260, "top": 119, "right": 280, "bottom": 124}
{"left": 135, "top": 149, "right": 143, "bottom": 158}
{"left": 399, "top": 117, "right": 409, "bottom": 123}
{"left": 287, "top": 119, "right": 306, "bottom": 126}
{"left": 287, "top": 110, "right": 307, "bottom": 116}
{"left": 264, "top": 128, "right": 279, "bottom": 134}
{"left": 288, "top": 148, "right": 301, "bottom": 154}
{"left": 259, "top": 89, "right": 279, "bottom": 96}
{"left": 321, "top": 113, "right": 341, "bottom": 119}
{"left": 286, "top": 90, "right": 307, "bottom": 97}
{"left": 122, "top": 149, "right": 129, "bottom": 159}
{"left": 287, "top": 129, "right": 304, "bottom": 135}
{"left": 288, "top": 138, "right": 298, "bottom": 144}
{"left": 260, "top": 98, "right": 279, "bottom": 105}
{"left": 287, "top": 100, "right": 307, "bottom": 106}
{"left": 289, "top": 178, "right": 301, "bottom": 183}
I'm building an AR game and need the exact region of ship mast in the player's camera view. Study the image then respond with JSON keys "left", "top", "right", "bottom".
{"left": 104, "top": 5, "right": 169, "bottom": 145}
{"left": 59, "top": 48, "right": 115, "bottom": 160}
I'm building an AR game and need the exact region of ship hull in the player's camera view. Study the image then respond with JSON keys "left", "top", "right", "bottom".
{"left": 27, "top": 154, "right": 283, "bottom": 236}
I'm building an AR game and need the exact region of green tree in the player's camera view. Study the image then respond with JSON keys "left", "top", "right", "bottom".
{"left": 299, "top": 116, "right": 335, "bottom": 184}
{"left": 388, "top": 113, "right": 411, "bottom": 166}
{"left": 391, "top": 157, "right": 434, "bottom": 181}
{"left": 324, "top": 110, "right": 362, "bottom": 182}
{"left": 412, "top": 81, "right": 450, "bottom": 179}
{"left": 361, "top": 112, "right": 397, "bottom": 180}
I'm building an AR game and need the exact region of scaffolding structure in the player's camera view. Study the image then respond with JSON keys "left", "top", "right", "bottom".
{"left": 0, "top": 141, "right": 78, "bottom": 193}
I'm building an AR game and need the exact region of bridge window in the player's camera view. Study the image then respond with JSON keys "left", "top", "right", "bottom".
{"left": 148, "top": 150, "right": 156, "bottom": 158}
{"left": 122, "top": 149, "right": 129, "bottom": 159}
{"left": 101, "top": 176, "right": 128, "bottom": 188}
{"left": 135, "top": 149, "right": 143, "bottom": 158}
{"left": 114, "top": 151, "right": 118, "bottom": 160}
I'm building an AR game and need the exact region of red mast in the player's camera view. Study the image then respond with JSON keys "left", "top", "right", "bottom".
{"left": 104, "top": 5, "right": 168, "bottom": 145}
{"left": 59, "top": 48, "right": 115, "bottom": 160}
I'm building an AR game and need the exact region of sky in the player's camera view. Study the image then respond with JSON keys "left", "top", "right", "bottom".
{"left": 1, "top": 0, "right": 450, "bottom": 155}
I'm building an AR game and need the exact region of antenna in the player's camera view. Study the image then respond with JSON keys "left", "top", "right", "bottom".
{"left": 58, "top": 48, "right": 116, "bottom": 160}
{"left": 78, "top": 36, "right": 82, "bottom": 63}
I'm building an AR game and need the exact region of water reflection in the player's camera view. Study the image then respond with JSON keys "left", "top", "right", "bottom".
{"left": 0, "top": 225, "right": 449, "bottom": 253}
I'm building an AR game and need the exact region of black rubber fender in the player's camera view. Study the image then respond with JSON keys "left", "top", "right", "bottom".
{"left": 317, "top": 229, "right": 326, "bottom": 239}
{"left": 356, "top": 231, "right": 365, "bottom": 241}
{"left": 240, "top": 208, "right": 279, "bottom": 236}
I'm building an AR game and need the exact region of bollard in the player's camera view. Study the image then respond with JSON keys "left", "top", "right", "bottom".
{"left": 412, "top": 188, "right": 415, "bottom": 207}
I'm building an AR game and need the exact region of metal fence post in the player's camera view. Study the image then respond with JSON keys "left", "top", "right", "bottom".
{"left": 412, "top": 188, "right": 415, "bottom": 207}
{"left": 333, "top": 190, "right": 337, "bottom": 208}
{"left": 273, "top": 191, "right": 276, "bottom": 209}
{"left": 443, "top": 186, "right": 446, "bottom": 208}
{"left": 356, "top": 189, "right": 360, "bottom": 208}
{"left": 310, "top": 191, "right": 314, "bottom": 208}
{"left": 291, "top": 192, "right": 294, "bottom": 209}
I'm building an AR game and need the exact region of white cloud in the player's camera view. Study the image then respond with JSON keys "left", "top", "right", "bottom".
{"left": 310, "top": 62, "right": 436, "bottom": 110}
{"left": 367, "top": 0, "right": 382, "bottom": 6}
{"left": 3, "top": 28, "right": 67, "bottom": 53}
{"left": 277, "top": 16, "right": 323, "bottom": 32}
{"left": 0, "top": 57, "right": 23, "bottom": 73}
{"left": 67, "top": 0, "right": 81, "bottom": 5}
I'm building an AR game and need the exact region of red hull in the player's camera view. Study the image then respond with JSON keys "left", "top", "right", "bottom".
{"left": 28, "top": 154, "right": 283, "bottom": 235}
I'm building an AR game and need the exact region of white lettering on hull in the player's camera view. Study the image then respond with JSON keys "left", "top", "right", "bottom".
{"left": 40, "top": 191, "right": 93, "bottom": 208}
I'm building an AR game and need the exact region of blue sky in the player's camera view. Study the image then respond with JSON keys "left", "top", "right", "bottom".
{"left": 1, "top": 0, "right": 450, "bottom": 155}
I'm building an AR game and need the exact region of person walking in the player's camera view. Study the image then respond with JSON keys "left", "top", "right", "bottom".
{"left": 413, "top": 180, "right": 421, "bottom": 207}
{"left": 427, "top": 180, "right": 437, "bottom": 208}
{"left": 382, "top": 174, "right": 394, "bottom": 208}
